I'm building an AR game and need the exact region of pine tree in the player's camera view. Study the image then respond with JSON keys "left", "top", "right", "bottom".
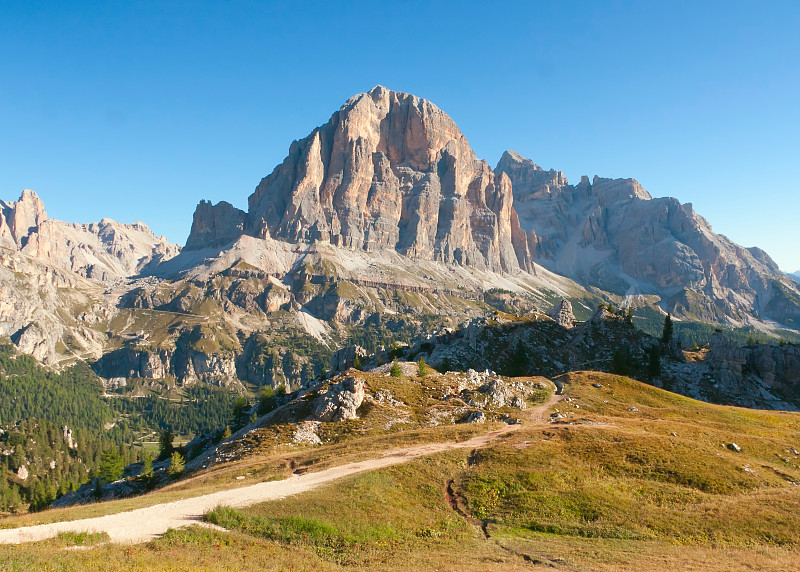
{"left": 98, "top": 449, "right": 124, "bottom": 484}
{"left": 661, "top": 314, "right": 673, "bottom": 344}
{"left": 141, "top": 451, "right": 154, "bottom": 479}
{"left": 417, "top": 358, "right": 427, "bottom": 377}
{"left": 646, "top": 346, "right": 661, "bottom": 380}
{"left": 610, "top": 346, "right": 634, "bottom": 377}
{"left": 509, "top": 340, "right": 530, "bottom": 377}
{"left": 159, "top": 430, "right": 174, "bottom": 460}
{"left": 390, "top": 359, "right": 402, "bottom": 378}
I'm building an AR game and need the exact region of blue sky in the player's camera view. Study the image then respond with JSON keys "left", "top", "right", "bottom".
{"left": 2, "top": 1, "right": 799, "bottom": 270}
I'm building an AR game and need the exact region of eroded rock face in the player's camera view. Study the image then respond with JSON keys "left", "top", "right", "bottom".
{"left": 549, "top": 299, "right": 576, "bottom": 329}
{"left": 496, "top": 150, "right": 800, "bottom": 326}
{"left": 708, "top": 333, "right": 800, "bottom": 401}
{"left": 312, "top": 375, "right": 365, "bottom": 422}
{"left": 184, "top": 200, "right": 246, "bottom": 250}
{"left": 0, "top": 189, "right": 48, "bottom": 248}
{"left": 10, "top": 322, "right": 56, "bottom": 363}
{"left": 188, "top": 86, "right": 531, "bottom": 273}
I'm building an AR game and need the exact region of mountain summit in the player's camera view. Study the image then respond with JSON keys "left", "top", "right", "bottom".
{"left": 187, "top": 86, "right": 532, "bottom": 273}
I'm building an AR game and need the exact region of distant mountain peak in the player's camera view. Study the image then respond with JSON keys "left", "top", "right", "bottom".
{"left": 0, "top": 189, "right": 180, "bottom": 281}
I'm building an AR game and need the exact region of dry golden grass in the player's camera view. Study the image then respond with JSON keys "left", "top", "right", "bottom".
{"left": 2, "top": 371, "right": 800, "bottom": 570}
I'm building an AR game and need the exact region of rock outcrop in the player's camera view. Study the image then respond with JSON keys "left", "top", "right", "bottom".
{"left": 184, "top": 200, "right": 246, "bottom": 250}
{"left": 548, "top": 299, "right": 576, "bottom": 329}
{"left": 311, "top": 374, "right": 365, "bottom": 422}
{"left": 707, "top": 333, "right": 800, "bottom": 405}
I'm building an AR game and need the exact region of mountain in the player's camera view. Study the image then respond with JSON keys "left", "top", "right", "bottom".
{"left": 2, "top": 86, "right": 799, "bottom": 383}
{"left": 496, "top": 150, "right": 800, "bottom": 327}
{"left": 180, "top": 87, "right": 800, "bottom": 331}
{"left": 1, "top": 190, "right": 180, "bottom": 282}
{"left": 0, "top": 190, "right": 180, "bottom": 364}
{"left": 186, "top": 86, "right": 531, "bottom": 274}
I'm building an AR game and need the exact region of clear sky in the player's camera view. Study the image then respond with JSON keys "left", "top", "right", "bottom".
{"left": 2, "top": 1, "right": 799, "bottom": 270}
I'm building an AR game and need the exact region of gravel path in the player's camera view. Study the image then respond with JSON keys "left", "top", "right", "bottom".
{"left": 0, "top": 387, "right": 560, "bottom": 545}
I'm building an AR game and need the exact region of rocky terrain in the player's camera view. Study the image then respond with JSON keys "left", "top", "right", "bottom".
{"left": 1, "top": 190, "right": 179, "bottom": 282}
{"left": 662, "top": 333, "right": 800, "bottom": 410}
{"left": 329, "top": 300, "right": 799, "bottom": 411}
{"left": 496, "top": 150, "right": 800, "bottom": 327}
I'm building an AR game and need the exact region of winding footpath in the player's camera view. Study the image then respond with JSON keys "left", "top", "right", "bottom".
{"left": 0, "top": 389, "right": 561, "bottom": 545}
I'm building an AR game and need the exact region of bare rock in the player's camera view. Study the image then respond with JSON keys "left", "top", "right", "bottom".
{"left": 1, "top": 189, "right": 180, "bottom": 282}
{"left": 466, "top": 410, "right": 485, "bottom": 423}
{"left": 497, "top": 149, "right": 800, "bottom": 327}
{"left": 187, "top": 86, "right": 532, "bottom": 274}
{"left": 292, "top": 421, "right": 322, "bottom": 445}
{"left": 548, "top": 299, "right": 576, "bottom": 329}
{"left": 184, "top": 200, "right": 246, "bottom": 250}
{"left": 10, "top": 322, "right": 55, "bottom": 363}
{"left": 481, "top": 379, "right": 514, "bottom": 407}
{"left": 62, "top": 425, "right": 76, "bottom": 450}
{"left": 312, "top": 375, "right": 365, "bottom": 422}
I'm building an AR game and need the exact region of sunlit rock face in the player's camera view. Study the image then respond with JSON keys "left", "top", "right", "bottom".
{"left": 189, "top": 86, "right": 531, "bottom": 273}
{"left": 497, "top": 150, "right": 800, "bottom": 326}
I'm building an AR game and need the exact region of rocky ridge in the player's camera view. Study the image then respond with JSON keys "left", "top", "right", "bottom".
{"left": 496, "top": 150, "right": 800, "bottom": 327}
{"left": 1, "top": 190, "right": 180, "bottom": 282}
{"left": 331, "top": 301, "right": 800, "bottom": 411}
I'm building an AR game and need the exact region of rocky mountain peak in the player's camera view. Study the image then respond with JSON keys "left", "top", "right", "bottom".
{"left": 498, "top": 149, "right": 800, "bottom": 326}
{"left": 0, "top": 189, "right": 49, "bottom": 248}
{"left": 496, "top": 151, "right": 568, "bottom": 200}
{"left": 190, "top": 87, "right": 531, "bottom": 273}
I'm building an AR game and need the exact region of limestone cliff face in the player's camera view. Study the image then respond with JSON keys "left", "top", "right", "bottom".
{"left": 707, "top": 334, "right": 800, "bottom": 406}
{"left": 0, "top": 190, "right": 180, "bottom": 282}
{"left": 184, "top": 200, "right": 246, "bottom": 250}
{"left": 496, "top": 150, "right": 800, "bottom": 326}
{"left": 189, "top": 86, "right": 531, "bottom": 273}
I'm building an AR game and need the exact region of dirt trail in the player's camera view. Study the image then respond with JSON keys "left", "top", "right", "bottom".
{"left": 0, "top": 384, "right": 562, "bottom": 545}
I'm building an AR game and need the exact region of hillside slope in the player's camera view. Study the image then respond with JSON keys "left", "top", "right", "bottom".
{"left": 0, "top": 370, "right": 798, "bottom": 570}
